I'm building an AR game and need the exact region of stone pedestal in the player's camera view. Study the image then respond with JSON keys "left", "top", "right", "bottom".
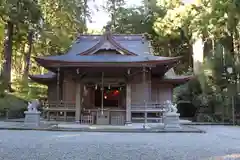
{"left": 125, "top": 121, "right": 132, "bottom": 126}
{"left": 24, "top": 111, "right": 41, "bottom": 127}
{"left": 148, "top": 123, "right": 164, "bottom": 129}
{"left": 164, "top": 113, "right": 181, "bottom": 129}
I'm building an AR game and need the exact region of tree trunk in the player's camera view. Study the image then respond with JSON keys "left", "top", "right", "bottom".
{"left": 192, "top": 37, "right": 204, "bottom": 75}
{"left": 21, "top": 43, "right": 26, "bottom": 75}
{"left": 230, "top": 34, "right": 234, "bottom": 55}
{"left": 167, "top": 42, "right": 171, "bottom": 56}
{"left": 2, "top": 21, "right": 14, "bottom": 91}
{"left": 83, "top": 0, "right": 87, "bottom": 25}
{"left": 22, "top": 31, "right": 34, "bottom": 81}
{"left": 111, "top": 0, "right": 116, "bottom": 28}
{"left": 187, "top": 42, "right": 193, "bottom": 69}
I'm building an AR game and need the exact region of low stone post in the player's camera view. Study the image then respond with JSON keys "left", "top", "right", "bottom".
{"left": 4, "top": 108, "right": 9, "bottom": 120}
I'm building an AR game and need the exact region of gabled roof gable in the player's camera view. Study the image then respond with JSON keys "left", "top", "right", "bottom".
{"left": 63, "top": 31, "right": 154, "bottom": 57}
{"left": 78, "top": 31, "right": 137, "bottom": 56}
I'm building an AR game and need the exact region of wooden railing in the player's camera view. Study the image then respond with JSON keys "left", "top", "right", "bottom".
{"left": 131, "top": 102, "right": 169, "bottom": 112}
{"left": 43, "top": 101, "right": 170, "bottom": 123}
{"left": 44, "top": 101, "right": 75, "bottom": 109}
{"left": 131, "top": 102, "right": 169, "bottom": 123}
{"left": 44, "top": 101, "right": 169, "bottom": 111}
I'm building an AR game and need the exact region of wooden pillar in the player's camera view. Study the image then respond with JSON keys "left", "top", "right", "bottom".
{"left": 56, "top": 112, "right": 59, "bottom": 121}
{"left": 125, "top": 82, "right": 132, "bottom": 124}
{"left": 47, "top": 111, "right": 50, "bottom": 121}
{"left": 75, "top": 82, "right": 82, "bottom": 123}
{"left": 64, "top": 111, "right": 67, "bottom": 121}
{"left": 56, "top": 68, "right": 60, "bottom": 105}
{"left": 148, "top": 70, "right": 151, "bottom": 102}
{"left": 143, "top": 67, "right": 147, "bottom": 128}
{"left": 91, "top": 87, "right": 95, "bottom": 107}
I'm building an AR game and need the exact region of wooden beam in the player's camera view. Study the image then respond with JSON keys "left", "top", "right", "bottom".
{"left": 125, "top": 82, "right": 132, "bottom": 124}
{"left": 75, "top": 83, "right": 82, "bottom": 123}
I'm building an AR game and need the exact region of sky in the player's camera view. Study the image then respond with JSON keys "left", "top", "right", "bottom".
{"left": 87, "top": 0, "right": 194, "bottom": 31}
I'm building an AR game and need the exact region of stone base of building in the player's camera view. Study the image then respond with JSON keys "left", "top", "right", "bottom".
{"left": 24, "top": 111, "right": 41, "bottom": 127}
{"left": 164, "top": 113, "right": 181, "bottom": 129}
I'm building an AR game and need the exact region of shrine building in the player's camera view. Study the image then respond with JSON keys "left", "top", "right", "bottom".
{"left": 29, "top": 29, "right": 192, "bottom": 125}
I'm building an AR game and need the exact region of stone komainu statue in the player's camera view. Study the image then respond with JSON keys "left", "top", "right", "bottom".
{"left": 165, "top": 100, "right": 178, "bottom": 113}
{"left": 27, "top": 99, "right": 40, "bottom": 112}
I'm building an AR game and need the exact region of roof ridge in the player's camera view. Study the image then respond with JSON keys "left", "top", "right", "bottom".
{"left": 107, "top": 33, "right": 137, "bottom": 56}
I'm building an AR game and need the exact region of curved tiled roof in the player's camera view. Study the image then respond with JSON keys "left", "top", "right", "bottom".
{"left": 34, "top": 31, "right": 183, "bottom": 68}
{"left": 29, "top": 72, "right": 55, "bottom": 78}
{"left": 161, "top": 68, "right": 194, "bottom": 86}
{"left": 35, "top": 54, "right": 181, "bottom": 63}
{"left": 63, "top": 32, "right": 151, "bottom": 56}
{"left": 31, "top": 31, "right": 192, "bottom": 86}
{"left": 29, "top": 72, "right": 56, "bottom": 84}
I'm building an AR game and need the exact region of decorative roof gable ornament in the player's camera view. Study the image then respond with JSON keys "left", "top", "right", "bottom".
{"left": 102, "top": 41, "right": 112, "bottom": 50}
{"left": 74, "top": 24, "right": 138, "bottom": 56}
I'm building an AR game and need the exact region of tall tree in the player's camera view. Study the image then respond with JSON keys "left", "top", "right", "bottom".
{"left": 22, "top": 28, "right": 34, "bottom": 81}
{"left": 108, "top": 7, "right": 153, "bottom": 34}
{"left": 103, "top": 0, "right": 125, "bottom": 29}
{"left": 0, "top": 0, "right": 41, "bottom": 91}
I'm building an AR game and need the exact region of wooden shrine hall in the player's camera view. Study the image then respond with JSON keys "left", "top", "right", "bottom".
{"left": 29, "top": 29, "right": 193, "bottom": 125}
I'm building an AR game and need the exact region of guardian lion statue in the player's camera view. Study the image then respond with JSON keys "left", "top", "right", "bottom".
{"left": 27, "top": 99, "right": 40, "bottom": 112}
{"left": 165, "top": 100, "right": 178, "bottom": 113}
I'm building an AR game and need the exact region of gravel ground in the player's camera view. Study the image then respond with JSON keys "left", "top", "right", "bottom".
{"left": 0, "top": 125, "right": 240, "bottom": 160}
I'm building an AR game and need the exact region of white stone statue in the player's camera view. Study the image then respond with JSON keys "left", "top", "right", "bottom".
{"left": 25, "top": 99, "right": 41, "bottom": 127}
{"left": 165, "top": 100, "right": 178, "bottom": 114}
{"left": 171, "top": 103, "right": 178, "bottom": 113}
{"left": 165, "top": 100, "right": 171, "bottom": 113}
{"left": 27, "top": 99, "right": 40, "bottom": 112}
{"left": 164, "top": 100, "right": 181, "bottom": 129}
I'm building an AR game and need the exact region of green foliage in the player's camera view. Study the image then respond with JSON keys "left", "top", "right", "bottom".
{"left": 103, "top": 0, "right": 191, "bottom": 73}
{"left": 0, "top": 0, "right": 88, "bottom": 117}
{"left": 151, "top": 0, "right": 240, "bottom": 122}
{"left": 11, "top": 78, "right": 47, "bottom": 100}
{"left": 174, "top": 78, "right": 205, "bottom": 107}
{"left": 102, "top": 0, "right": 126, "bottom": 28}
{"left": 175, "top": 41, "right": 239, "bottom": 121}
{"left": 106, "top": 6, "right": 155, "bottom": 34}
{"left": 0, "top": 0, "right": 42, "bottom": 25}
{"left": 0, "top": 78, "right": 47, "bottom": 118}
{"left": 0, "top": 93, "right": 27, "bottom": 118}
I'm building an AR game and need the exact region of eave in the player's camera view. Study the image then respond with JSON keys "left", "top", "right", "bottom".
{"left": 34, "top": 55, "right": 182, "bottom": 69}
{"left": 29, "top": 72, "right": 56, "bottom": 85}
{"left": 161, "top": 75, "right": 195, "bottom": 87}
